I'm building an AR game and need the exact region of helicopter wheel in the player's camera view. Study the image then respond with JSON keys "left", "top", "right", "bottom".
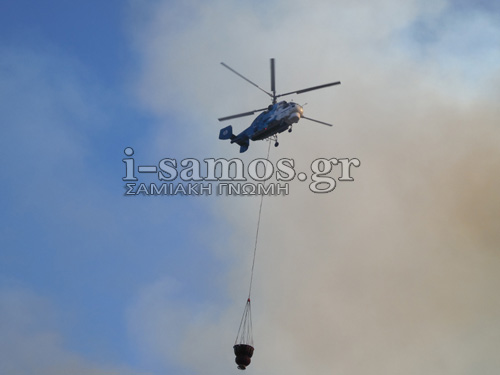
{"left": 288, "top": 127, "right": 292, "bottom": 133}
{"left": 274, "top": 141, "right": 279, "bottom": 147}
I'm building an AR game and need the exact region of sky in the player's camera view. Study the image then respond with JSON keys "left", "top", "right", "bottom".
{"left": 1, "top": 0, "right": 500, "bottom": 374}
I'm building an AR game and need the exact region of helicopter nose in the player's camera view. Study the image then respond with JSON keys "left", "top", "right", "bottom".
{"left": 294, "top": 104, "right": 304, "bottom": 118}
{"left": 287, "top": 103, "right": 303, "bottom": 124}
{"left": 290, "top": 103, "right": 303, "bottom": 115}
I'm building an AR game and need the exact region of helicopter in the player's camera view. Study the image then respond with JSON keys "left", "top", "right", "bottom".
{"left": 218, "top": 58, "right": 340, "bottom": 153}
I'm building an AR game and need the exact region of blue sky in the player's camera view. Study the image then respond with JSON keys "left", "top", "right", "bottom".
{"left": 1, "top": 1, "right": 500, "bottom": 374}
{"left": 1, "top": 2, "right": 228, "bottom": 372}
{"left": 1, "top": 1, "right": 128, "bottom": 83}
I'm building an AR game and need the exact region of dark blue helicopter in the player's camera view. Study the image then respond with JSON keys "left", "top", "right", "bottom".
{"left": 218, "top": 59, "right": 340, "bottom": 153}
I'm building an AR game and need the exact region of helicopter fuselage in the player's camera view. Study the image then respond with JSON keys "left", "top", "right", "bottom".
{"left": 249, "top": 101, "right": 303, "bottom": 140}
{"left": 219, "top": 101, "right": 304, "bottom": 153}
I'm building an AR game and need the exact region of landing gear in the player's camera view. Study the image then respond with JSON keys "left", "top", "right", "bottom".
{"left": 268, "top": 135, "right": 279, "bottom": 147}
{"left": 288, "top": 126, "right": 292, "bottom": 133}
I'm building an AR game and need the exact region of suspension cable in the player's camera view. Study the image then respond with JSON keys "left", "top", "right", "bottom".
{"left": 235, "top": 140, "right": 272, "bottom": 347}
{"left": 247, "top": 140, "right": 272, "bottom": 299}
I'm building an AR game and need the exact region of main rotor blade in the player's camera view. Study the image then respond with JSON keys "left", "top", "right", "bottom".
{"left": 221, "top": 62, "right": 273, "bottom": 98}
{"left": 302, "top": 115, "right": 333, "bottom": 127}
{"left": 270, "top": 58, "right": 276, "bottom": 99}
{"left": 276, "top": 81, "right": 341, "bottom": 98}
{"left": 218, "top": 107, "right": 268, "bottom": 122}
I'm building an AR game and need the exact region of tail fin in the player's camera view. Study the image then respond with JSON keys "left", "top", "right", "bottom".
{"left": 219, "top": 125, "right": 235, "bottom": 140}
{"left": 219, "top": 125, "right": 249, "bottom": 152}
{"left": 239, "top": 142, "right": 249, "bottom": 153}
